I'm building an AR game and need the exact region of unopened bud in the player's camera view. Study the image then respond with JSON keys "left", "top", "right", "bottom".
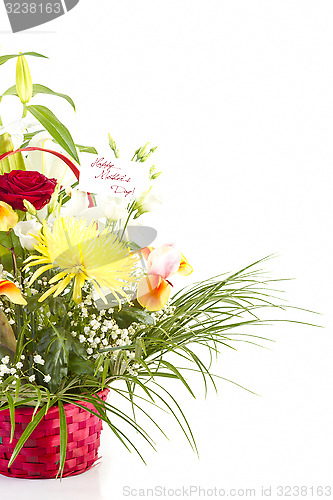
{"left": 108, "top": 133, "right": 119, "bottom": 158}
{"left": 16, "top": 54, "right": 33, "bottom": 104}
{"left": 47, "top": 185, "right": 60, "bottom": 215}
{"left": 151, "top": 171, "right": 162, "bottom": 180}
{"left": 23, "top": 199, "right": 37, "bottom": 216}
{"left": 0, "top": 133, "right": 25, "bottom": 174}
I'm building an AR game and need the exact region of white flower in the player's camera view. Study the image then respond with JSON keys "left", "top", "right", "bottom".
{"left": 1, "top": 356, "right": 10, "bottom": 365}
{"left": 0, "top": 364, "right": 10, "bottom": 375}
{"left": 43, "top": 374, "right": 51, "bottom": 383}
{"left": 10, "top": 368, "right": 17, "bottom": 375}
{"left": 0, "top": 117, "right": 36, "bottom": 150}
{"left": 16, "top": 362, "right": 23, "bottom": 369}
{"left": 21, "top": 355, "right": 25, "bottom": 360}
{"left": 87, "top": 348, "right": 93, "bottom": 355}
{"left": 97, "top": 195, "right": 128, "bottom": 221}
{"left": 28, "top": 375, "right": 35, "bottom": 382}
{"left": 33, "top": 354, "right": 45, "bottom": 365}
{"left": 13, "top": 220, "right": 42, "bottom": 251}
{"left": 135, "top": 186, "right": 162, "bottom": 214}
{"left": 79, "top": 335, "right": 86, "bottom": 343}
{"left": 25, "top": 131, "right": 76, "bottom": 186}
{"left": 61, "top": 189, "right": 103, "bottom": 225}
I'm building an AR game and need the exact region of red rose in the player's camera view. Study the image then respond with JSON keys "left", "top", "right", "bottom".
{"left": 0, "top": 170, "right": 57, "bottom": 212}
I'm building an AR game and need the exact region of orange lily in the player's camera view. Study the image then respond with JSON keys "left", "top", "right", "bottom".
{"left": 137, "top": 244, "right": 192, "bottom": 311}
{"left": 0, "top": 280, "right": 27, "bottom": 305}
{"left": 0, "top": 202, "right": 18, "bottom": 232}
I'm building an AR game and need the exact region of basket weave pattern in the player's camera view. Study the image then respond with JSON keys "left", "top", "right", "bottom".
{"left": 0, "top": 389, "right": 109, "bottom": 479}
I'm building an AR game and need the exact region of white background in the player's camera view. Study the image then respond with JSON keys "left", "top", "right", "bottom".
{"left": 0, "top": 1, "right": 332, "bottom": 498}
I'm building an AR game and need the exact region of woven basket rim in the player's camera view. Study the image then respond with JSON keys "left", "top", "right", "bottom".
{"left": 0, "top": 388, "right": 109, "bottom": 415}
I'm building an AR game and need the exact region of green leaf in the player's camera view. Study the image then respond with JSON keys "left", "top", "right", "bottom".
{"left": 8, "top": 404, "right": 49, "bottom": 468}
{"left": 5, "top": 393, "right": 15, "bottom": 443}
{"left": 57, "top": 401, "right": 67, "bottom": 479}
{"left": 68, "top": 351, "right": 95, "bottom": 376}
{"left": 113, "top": 308, "right": 155, "bottom": 329}
{"left": 1, "top": 85, "right": 17, "bottom": 98}
{"left": 23, "top": 294, "right": 44, "bottom": 314}
{"left": 23, "top": 130, "right": 44, "bottom": 142}
{"left": 0, "top": 253, "right": 13, "bottom": 273}
{"left": 0, "top": 231, "right": 13, "bottom": 250}
{"left": 159, "top": 360, "right": 196, "bottom": 397}
{"left": 32, "top": 84, "right": 76, "bottom": 111}
{"left": 0, "top": 52, "right": 48, "bottom": 66}
{"left": 26, "top": 104, "right": 80, "bottom": 164}
{"left": 37, "top": 327, "right": 94, "bottom": 391}
{"left": 76, "top": 144, "right": 98, "bottom": 154}
{"left": 0, "top": 83, "right": 75, "bottom": 107}
{"left": 37, "top": 328, "right": 69, "bottom": 393}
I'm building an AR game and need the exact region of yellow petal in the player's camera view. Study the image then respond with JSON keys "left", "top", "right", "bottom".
{"left": 0, "top": 280, "right": 27, "bottom": 305}
{"left": 28, "top": 264, "right": 54, "bottom": 286}
{"left": 177, "top": 253, "right": 193, "bottom": 276}
{"left": 73, "top": 273, "right": 86, "bottom": 304}
{"left": 0, "top": 202, "right": 18, "bottom": 232}
{"left": 38, "top": 283, "right": 61, "bottom": 302}
{"left": 137, "top": 275, "right": 171, "bottom": 311}
{"left": 53, "top": 274, "right": 74, "bottom": 298}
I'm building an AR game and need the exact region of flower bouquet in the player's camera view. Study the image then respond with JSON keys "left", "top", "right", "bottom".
{"left": 0, "top": 51, "right": 308, "bottom": 480}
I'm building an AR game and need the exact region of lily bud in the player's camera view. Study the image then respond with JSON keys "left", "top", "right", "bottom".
{"left": 23, "top": 199, "right": 37, "bottom": 216}
{"left": 16, "top": 54, "right": 33, "bottom": 104}
{"left": 47, "top": 184, "right": 60, "bottom": 215}
{"left": 108, "top": 134, "right": 119, "bottom": 158}
{"left": 149, "top": 165, "right": 162, "bottom": 181}
{"left": 0, "top": 133, "right": 25, "bottom": 174}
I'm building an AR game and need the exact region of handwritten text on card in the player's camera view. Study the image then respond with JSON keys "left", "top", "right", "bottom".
{"left": 79, "top": 156, "right": 145, "bottom": 199}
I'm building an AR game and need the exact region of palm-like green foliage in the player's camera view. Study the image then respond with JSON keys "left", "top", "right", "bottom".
{"left": 0, "top": 257, "right": 316, "bottom": 477}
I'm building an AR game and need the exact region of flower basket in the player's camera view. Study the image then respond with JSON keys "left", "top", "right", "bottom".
{"left": 0, "top": 389, "right": 109, "bottom": 479}
{"left": 0, "top": 51, "right": 313, "bottom": 480}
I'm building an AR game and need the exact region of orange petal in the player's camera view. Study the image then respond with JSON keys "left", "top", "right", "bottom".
{"left": 139, "top": 246, "right": 155, "bottom": 260}
{"left": 177, "top": 253, "right": 193, "bottom": 276}
{"left": 0, "top": 280, "right": 27, "bottom": 305}
{"left": 0, "top": 202, "right": 18, "bottom": 232}
{"left": 137, "top": 274, "right": 171, "bottom": 311}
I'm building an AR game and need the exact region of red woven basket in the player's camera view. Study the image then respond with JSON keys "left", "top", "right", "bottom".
{"left": 0, "top": 389, "right": 109, "bottom": 479}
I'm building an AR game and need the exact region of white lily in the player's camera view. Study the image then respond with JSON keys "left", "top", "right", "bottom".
{"left": 97, "top": 195, "right": 128, "bottom": 221}
{"left": 24, "top": 131, "right": 76, "bottom": 186}
{"left": 61, "top": 189, "right": 103, "bottom": 225}
{"left": 135, "top": 186, "right": 162, "bottom": 215}
{"left": 13, "top": 219, "right": 42, "bottom": 250}
{"left": 0, "top": 117, "right": 36, "bottom": 150}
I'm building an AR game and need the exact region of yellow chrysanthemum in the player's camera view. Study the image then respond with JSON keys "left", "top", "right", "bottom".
{"left": 24, "top": 216, "right": 139, "bottom": 305}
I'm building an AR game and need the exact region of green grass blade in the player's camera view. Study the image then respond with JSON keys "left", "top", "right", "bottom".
{"left": 8, "top": 404, "right": 48, "bottom": 468}
{"left": 57, "top": 401, "right": 68, "bottom": 479}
